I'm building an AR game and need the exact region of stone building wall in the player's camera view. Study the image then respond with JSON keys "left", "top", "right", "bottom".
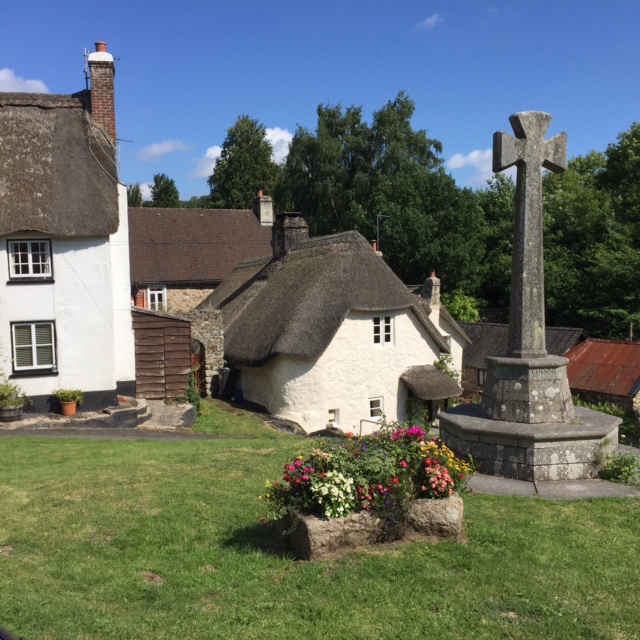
{"left": 188, "top": 308, "right": 224, "bottom": 397}
{"left": 168, "top": 287, "right": 216, "bottom": 314}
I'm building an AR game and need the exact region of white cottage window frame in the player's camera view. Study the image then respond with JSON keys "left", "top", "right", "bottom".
{"left": 369, "top": 396, "right": 384, "bottom": 420}
{"left": 148, "top": 285, "right": 167, "bottom": 312}
{"left": 373, "top": 315, "right": 393, "bottom": 347}
{"left": 7, "top": 239, "right": 53, "bottom": 280}
{"left": 11, "top": 321, "right": 57, "bottom": 372}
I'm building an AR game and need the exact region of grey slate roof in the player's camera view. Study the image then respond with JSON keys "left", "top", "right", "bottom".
{"left": 0, "top": 92, "right": 119, "bottom": 236}
{"left": 199, "top": 230, "right": 450, "bottom": 367}
{"left": 459, "top": 322, "right": 588, "bottom": 369}
{"left": 401, "top": 365, "right": 463, "bottom": 400}
{"left": 128, "top": 208, "right": 273, "bottom": 284}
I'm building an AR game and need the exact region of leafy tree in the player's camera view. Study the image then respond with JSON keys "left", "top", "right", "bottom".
{"left": 150, "top": 173, "right": 180, "bottom": 208}
{"left": 127, "top": 183, "right": 143, "bottom": 207}
{"left": 182, "top": 195, "right": 211, "bottom": 208}
{"left": 276, "top": 92, "right": 484, "bottom": 290}
{"left": 208, "top": 115, "right": 280, "bottom": 209}
{"left": 441, "top": 290, "right": 482, "bottom": 322}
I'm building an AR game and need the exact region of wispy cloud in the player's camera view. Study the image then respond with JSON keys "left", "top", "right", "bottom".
{"left": 140, "top": 183, "right": 152, "bottom": 201}
{"left": 0, "top": 68, "right": 49, "bottom": 93}
{"left": 418, "top": 13, "right": 443, "bottom": 29}
{"left": 266, "top": 127, "right": 293, "bottom": 164}
{"left": 136, "top": 140, "right": 192, "bottom": 162}
{"left": 192, "top": 145, "right": 222, "bottom": 179}
{"left": 447, "top": 148, "right": 517, "bottom": 186}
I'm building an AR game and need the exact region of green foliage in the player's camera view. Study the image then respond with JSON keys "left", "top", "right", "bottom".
{"left": 573, "top": 397, "right": 638, "bottom": 442}
{"left": 276, "top": 92, "right": 485, "bottom": 289}
{"left": 52, "top": 389, "right": 83, "bottom": 404}
{"left": 174, "top": 373, "right": 202, "bottom": 413}
{"left": 433, "top": 354, "right": 460, "bottom": 382}
{"left": 181, "top": 195, "right": 210, "bottom": 208}
{"left": 150, "top": 173, "right": 180, "bottom": 208}
{"left": 208, "top": 115, "right": 280, "bottom": 209}
{"left": 441, "top": 289, "right": 482, "bottom": 322}
{"left": 126, "top": 182, "right": 143, "bottom": 207}
{"left": 600, "top": 451, "right": 640, "bottom": 488}
{"left": 0, "top": 380, "right": 27, "bottom": 408}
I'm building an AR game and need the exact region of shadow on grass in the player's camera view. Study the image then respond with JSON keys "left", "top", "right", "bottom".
{"left": 222, "top": 521, "right": 292, "bottom": 558}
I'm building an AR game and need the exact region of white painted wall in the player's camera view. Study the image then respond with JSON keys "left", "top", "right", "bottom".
{"left": 0, "top": 191, "right": 135, "bottom": 400}
{"left": 435, "top": 311, "right": 464, "bottom": 377}
{"left": 240, "top": 309, "right": 442, "bottom": 435}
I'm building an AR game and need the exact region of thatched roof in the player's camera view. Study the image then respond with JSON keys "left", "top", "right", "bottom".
{"left": 0, "top": 92, "right": 119, "bottom": 236}
{"left": 199, "top": 230, "right": 450, "bottom": 366}
{"left": 401, "top": 365, "right": 463, "bottom": 400}
{"left": 459, "top": 322, "right": 588, "bottom": 369}
{"left": 128, "top": 208, "right": 273, "bottom": 284}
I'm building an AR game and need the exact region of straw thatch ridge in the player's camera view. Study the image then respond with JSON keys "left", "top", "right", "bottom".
{"left": 401, "top": 365, "right": 463, "bottom": 400}
{"left": 0, "top": 92, "right": 119, "bottom": 236}
{"left": 199, "top": 230, "right": 450, "bottom": 367}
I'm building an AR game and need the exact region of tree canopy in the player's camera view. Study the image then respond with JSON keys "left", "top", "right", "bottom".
{"left": 208, "top": 115, "right": 280, "bottom": 209}
{"left": 150, "top": 173, "right": 180, "bottom": 208}
{"left": 127, "top": 183, "right": 143, "bottom": 207}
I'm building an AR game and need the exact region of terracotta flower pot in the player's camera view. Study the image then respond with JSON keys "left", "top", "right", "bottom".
{"left": 60, "top": 401, "right": 77, "bottom": 417}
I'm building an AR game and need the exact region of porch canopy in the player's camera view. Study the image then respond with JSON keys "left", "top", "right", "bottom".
{"left": 401, "top": 365, "right": 462, "bottom": 400}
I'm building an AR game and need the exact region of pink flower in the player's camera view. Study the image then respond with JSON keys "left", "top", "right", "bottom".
{"left": 399, "top": 461, "right": 408, "bottom": 468}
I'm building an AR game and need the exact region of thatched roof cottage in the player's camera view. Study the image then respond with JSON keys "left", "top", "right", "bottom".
{"left": 0, "top": 42, "right": 135, "bottom": 412}
{"left": 197, "top": 213, "right": 466, "bottom": 434}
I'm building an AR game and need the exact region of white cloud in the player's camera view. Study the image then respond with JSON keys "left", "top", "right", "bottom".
{"left": 136, "top": 140, "right": 192, "bottom": 162}
{"left": 140, "top": 183, "right": 152, "bottom": 201}
{"left": 266, "top": 127, "right": 293, "bottom": 164}
{"left": 418, "top": 13, "right": 443, "bottom": 29}
{"left": 447, "top": 148, "right": 517, "bottom": 186}
{"left": 191, "top": 145, "right": 222, "bottom": 179}
{"left": 0, "top": 68, "right": 49, "bottom": 93}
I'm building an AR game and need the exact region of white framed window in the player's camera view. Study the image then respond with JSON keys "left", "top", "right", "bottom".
{"left": 369, "top": 397, "right": 383, "bottom": 420}
{"left": 373, "top": 315, "right": 393, "bottom": 346}
{"left": 12, "top": 322, "right": 56, "bottom": 371}
{"left": 148, "top": 285, "right": 166, "bottom": 311}
{"left": 328, "top": 408, "right": 339, "bottom": 425}
{"left": 478, "top": 370, "right": 486, "bottom": 387}
{"left": 8, "top": 240, "right": 52, "bottom": 279}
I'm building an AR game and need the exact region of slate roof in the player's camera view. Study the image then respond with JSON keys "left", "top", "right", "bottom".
{"left": 566, "top": 339, "right": 640, "bottom": 398}
{"left": 459, "top": 322, "right": 588, "bottom": 369}
{"left": 401, "top": 365, "right": 463, "bottom": 400}
{"left": 128, "top": 208, "right": 273, "bottom": 284}
{"left": 199, "top": 230, "right": 450, "bottom": 367}
{"left": 0, "top": 92, "right": 119, "bottom": 236}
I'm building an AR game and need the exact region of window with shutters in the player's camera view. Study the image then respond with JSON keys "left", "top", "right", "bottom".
{"left": 7, "top": 240, "right": 53, "bottom": 280}
{"left": 11, "top": 322, "right": 56, "bottom": 372}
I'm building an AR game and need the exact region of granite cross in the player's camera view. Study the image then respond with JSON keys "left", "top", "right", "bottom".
{"left": 493, "top": 111, "right": 567, "bottom": 359}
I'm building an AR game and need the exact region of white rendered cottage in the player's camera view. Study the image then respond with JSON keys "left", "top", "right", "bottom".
{"left": 198, "top": 213, "right": 465, "bottom": 434}
{"left": 0, "top": 42, "right": 135, "bottom": 412}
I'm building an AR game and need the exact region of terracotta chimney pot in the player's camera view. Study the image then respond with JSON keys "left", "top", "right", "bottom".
{"left": 95, "top": 41, "right": 107, "bottom": 53}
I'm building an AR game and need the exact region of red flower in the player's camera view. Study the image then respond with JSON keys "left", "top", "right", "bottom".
{"left": 345, "top": 432, "right": 355, "bottom": 439}
{"left": 392, "top": 477, "right": 399, "bottom": 484}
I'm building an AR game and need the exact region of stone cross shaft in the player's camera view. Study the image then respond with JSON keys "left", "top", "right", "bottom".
{"left": 493, "top": 112, "right": 567, "bottom": 359}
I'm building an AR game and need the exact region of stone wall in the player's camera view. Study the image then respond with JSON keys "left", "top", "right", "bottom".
{"left": 188, "top": 308, "right": 224, "bottom": 397}
{"left": 168, "top": 287, "right": 215, "bottom": 314}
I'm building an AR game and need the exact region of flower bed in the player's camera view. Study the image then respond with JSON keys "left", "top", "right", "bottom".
{"left": 261, "top": 426, "right": 474, "bottom": 558}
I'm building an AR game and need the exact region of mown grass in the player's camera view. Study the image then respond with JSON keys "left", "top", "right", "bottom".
{"left": 1, "top": 411, "right": 639, "bottom": 639}
{"left": 192, "top": 399, "right": 281, "bottom": 439}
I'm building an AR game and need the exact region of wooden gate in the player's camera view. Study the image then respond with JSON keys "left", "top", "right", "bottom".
{"left": 132, "top": 309, "right": 191, "bottom": 399}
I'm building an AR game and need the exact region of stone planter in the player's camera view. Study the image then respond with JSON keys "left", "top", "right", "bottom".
{"left": 284, "top": 495, "right": 464, "bottom": 561}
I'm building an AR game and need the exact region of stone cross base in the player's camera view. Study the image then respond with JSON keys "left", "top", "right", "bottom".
{"left": 438, "top": 405, "right": 619, "bottom": 482}
{"left": 482, "top": 355, "right": 575, "bottom": 424}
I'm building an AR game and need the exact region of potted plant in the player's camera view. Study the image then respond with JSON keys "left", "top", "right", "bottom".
{"left": 52, "top": 389, "right": 83, "bottom": 416}
{"left": 0, "top": 380, "right": 28, "bottom": 422}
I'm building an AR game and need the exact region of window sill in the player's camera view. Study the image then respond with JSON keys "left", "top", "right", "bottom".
{"left": 10, "top": 370, "right": 59, "bottom": 379}
{"left": 6, "top": 278, "right": 55, "bottom": 285}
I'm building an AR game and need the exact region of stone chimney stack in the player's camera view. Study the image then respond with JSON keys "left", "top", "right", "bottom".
{"left": 87, "top": 41, "right": 116, "bottom": 145}
{"left": 422, "top": 269, "right": 441, "bottom": 308}
{"left": 252, "top": 189, "right": 274, "bottom": 227}
{"left": 271, "top": 213, "right": 309, "bottom": 259}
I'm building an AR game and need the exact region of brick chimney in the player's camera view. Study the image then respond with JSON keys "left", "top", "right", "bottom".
{"left": 252, "top": 189, "right": 274, "bottom": 227}
{"left": 271, "top": 213, "right": 309, "bottom": 259}
{"left": 87, "top": 41, "right": 116, "bottom": 145}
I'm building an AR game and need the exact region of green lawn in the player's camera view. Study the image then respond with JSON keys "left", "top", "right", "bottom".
{"left": 1, "top": 403, "right": 639, "bottom": 639}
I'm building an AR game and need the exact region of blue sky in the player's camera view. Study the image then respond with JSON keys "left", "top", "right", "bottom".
{"left": 2, "top": 1, "right": 639, "bottom": 200}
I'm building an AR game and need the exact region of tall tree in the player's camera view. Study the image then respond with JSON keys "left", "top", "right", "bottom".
{"left": 276, "top": 92, "right": 483, "bottom": 290}
{"left": 150, "top": 173, "right": 180, "bottom": 208}
{"left": 208, "top": 115, "right": 280, "bottom": 209}
{"left": 127, "top": 183, "right": 143, "bottom": 207}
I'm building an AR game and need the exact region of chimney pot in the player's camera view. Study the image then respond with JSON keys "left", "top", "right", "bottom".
{"left": 371, "top": 239, "right": 378, "bottom": 252}
{"left": 95, "top": 41, "right": 107, "bottom": 53}
{"left": 258, "top": 189, "right": 263, "bottom": 197}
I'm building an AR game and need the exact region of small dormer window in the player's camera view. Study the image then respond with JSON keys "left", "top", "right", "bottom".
{"left": 8, "top": 240, "right": 53, "bottom": 280}
{"left": 373, "top": 316, "right": 393, "bottom": 346}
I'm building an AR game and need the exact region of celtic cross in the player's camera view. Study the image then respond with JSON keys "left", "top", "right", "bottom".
{"left": 493, "top": 112, "right": 567, "bottom": 359}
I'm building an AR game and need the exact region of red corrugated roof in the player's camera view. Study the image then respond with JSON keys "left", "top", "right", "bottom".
{"left": 566, "top": 339, "right": 640, "bottom": 397}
